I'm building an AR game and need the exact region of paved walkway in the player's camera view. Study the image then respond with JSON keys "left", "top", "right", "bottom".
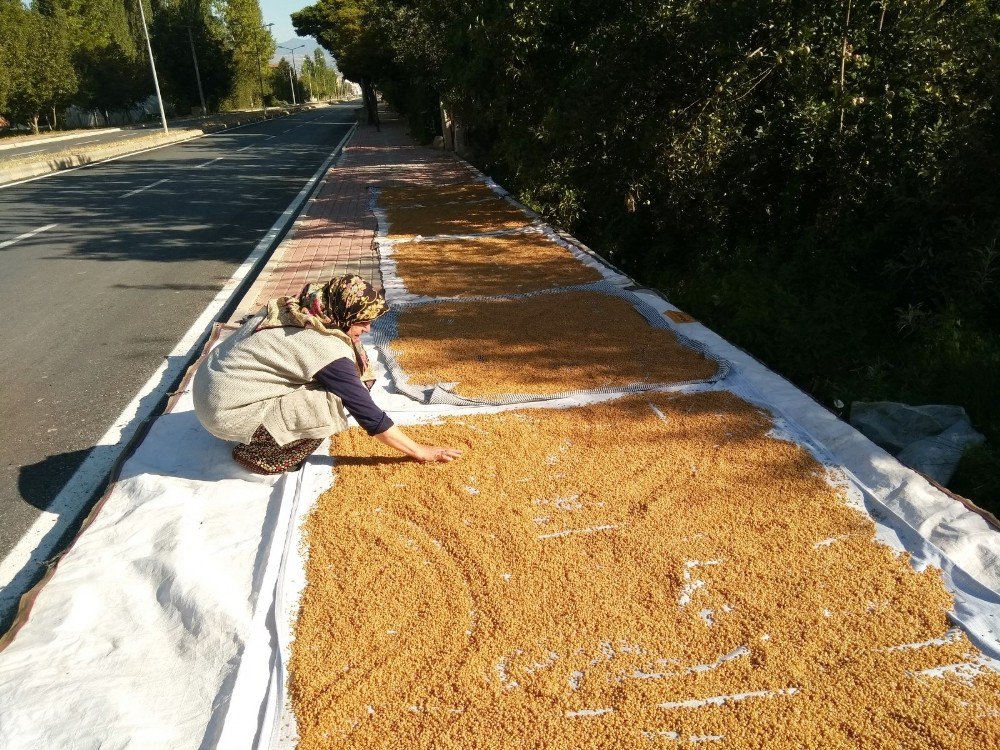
{"left": 233, "top": 113, "right": 475, "bottom": 319}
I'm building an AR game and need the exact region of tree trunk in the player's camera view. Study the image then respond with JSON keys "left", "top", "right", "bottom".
{"left": 361, "top": 78, "right": 380, "bottom": 130}
{"left": 30, "top": 115, "right": 40, "bottom": 135}
{"left": 440, "top": 101, "right": 455, "bottom": 150}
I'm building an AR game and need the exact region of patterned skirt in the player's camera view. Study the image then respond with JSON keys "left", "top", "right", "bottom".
{"left": 232, "top": 425, "right": 322, "bottom": 475}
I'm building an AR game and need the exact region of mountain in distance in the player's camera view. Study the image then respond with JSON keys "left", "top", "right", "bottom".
{"left": 270, "top": 36, "right": 339, "bottom": 73}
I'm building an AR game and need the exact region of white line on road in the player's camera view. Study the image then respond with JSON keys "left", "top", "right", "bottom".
{"left": 1, "top": 104, "right": 359, "bottom": 190}
{"left": 17, "top": 149, "right": 46, "bottom": 156}
{"left": 0, "top": 122, "right": 359, "bottom": 620}
{"left": 0, "top": 223, "right": 58, "bottom": 250}
{"left": 195, "top": 156, "right": 224, "bottom": 169}
{"left": 76, "top": 139, "right": 102, "bottom": 145}
{"left": 120, "top": 178, "right": 171, "bottom": 198}
{"left": 236, "top": 145, "right": 254, "bottom": 152}
{"left": 264, "top": 135, "right": 277, "bottom": 140}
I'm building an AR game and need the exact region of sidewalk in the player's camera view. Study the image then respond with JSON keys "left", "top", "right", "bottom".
{"left": 233, "top": 111, "right": 475, "bottom": 314}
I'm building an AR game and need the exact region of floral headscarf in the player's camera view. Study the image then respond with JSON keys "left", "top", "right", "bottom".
{"left": 255, "top": 275, "right": 388, "bottom": 335}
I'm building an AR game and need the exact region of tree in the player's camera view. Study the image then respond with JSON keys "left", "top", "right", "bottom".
{"left": 6, "top": 7, "right": 78, "bottom": 132}
{"left": 269, "top": 58, "right": 296, "bottom": 104}
{"left": 0, "top": 0, "right": 27, "bottom": 117}
{"left": 220, "top": 0, "right": 275, "bottom": 109}
{"left": 150, "top": 0, "right": 237, "bottom": 113}
{"left": 292, "top": 0, "right": 393, "bottom": 124}
{"left": 301, "top": 48, "right": 341, "bottom": 100}
{"left": 40, "top": 0, "right": 148, "bottom": 115}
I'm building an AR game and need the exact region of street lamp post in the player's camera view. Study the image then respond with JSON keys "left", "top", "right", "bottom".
{"left": 136, "top": 0, "right": 168, "bottom": 133}
{"left": 277, "top": 44, "right": 304, "bottom": 105}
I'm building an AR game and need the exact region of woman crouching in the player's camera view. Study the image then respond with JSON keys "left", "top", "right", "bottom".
{"left": 193, "top": 275, "right": 461, "bottom": 474}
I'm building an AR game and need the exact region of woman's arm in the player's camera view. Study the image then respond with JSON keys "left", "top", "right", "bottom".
{"left": 375, "top": 425, "right": 463, "bottom": 463}
{"left": 315, "top": 358, "right": 462, "bottom": 463}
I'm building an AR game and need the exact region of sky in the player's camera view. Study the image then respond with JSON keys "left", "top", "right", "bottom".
{"left": 259, "top": 0, "right": 312, "bottom": 46}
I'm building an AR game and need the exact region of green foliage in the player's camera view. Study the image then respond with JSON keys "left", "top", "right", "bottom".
{"left": 292, "top": 0, "right": 398, "bottom": 122}
{"left": 42, "top": 0, "right": 147, "bottom": 113}
{"left": 149, "top": 0, "right": 236, "bottom": 113}
{"left": 0, "top": 0, "right": 27, "bottom": 115}
{"left": 219, "top": 0, "right": 275, "bottom": 109}
{"left": 2, "top": 4, "right": 78, "bottom": 131}
{"left": 300, "top": 49, "right": 342, "bottom": 100}
{"left": 269, "top": 58, "right": 299, "bottom": 104}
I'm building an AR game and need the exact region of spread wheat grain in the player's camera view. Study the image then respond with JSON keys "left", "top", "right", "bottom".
{"left": 389, "top": 291, "right": 718, "bottom": 396}
{"left": 384, "top": 198, "right": 531, "bottom": 239}
{"left": 380, "top": 182, "right": 502, "bottom": 208}
{"left": 390, "top": 235, "right": 602, "bottom": 297}
{"left": 290, "top": 391, "right": 1000, "bottom": 749}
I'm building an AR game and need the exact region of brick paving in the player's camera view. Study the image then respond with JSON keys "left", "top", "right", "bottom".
{"left": 232, "top": 112, "right": 477, "bottom": 321}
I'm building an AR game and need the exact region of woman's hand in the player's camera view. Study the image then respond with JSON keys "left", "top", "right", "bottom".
{"left": 413, "top": 445, "right": 463, "bottom": 463}
{"left": 374, "top": 425, "right": 463, "bottom": 463}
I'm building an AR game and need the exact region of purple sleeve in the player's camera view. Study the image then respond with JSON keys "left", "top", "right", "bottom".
{"left": 314, "top": 358, "right": 394, "bottom": 436}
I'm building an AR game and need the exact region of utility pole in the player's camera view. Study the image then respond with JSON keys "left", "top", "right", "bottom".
{"left": 137, "top": 0, "right": 168, "bottom": 133}
{"left": 277, "top": 44, "right": 304, "bottom": 105}
{"left": 186, "top": 25, "right": 207, "bottom": 115}
{"left": 285, "top": 64, "right": 296, "bottom": 105}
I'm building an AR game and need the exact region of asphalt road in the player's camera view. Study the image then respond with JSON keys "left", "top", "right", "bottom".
{"left": 0, "top": 104, "right": 355, "bottom": 626}
{"left": 0, "top": 114, "right": 234, "bottom": 161}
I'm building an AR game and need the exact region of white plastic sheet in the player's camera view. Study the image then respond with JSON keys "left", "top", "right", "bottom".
{"left": 0, "top": 385, "right": 310, "bottom": 750}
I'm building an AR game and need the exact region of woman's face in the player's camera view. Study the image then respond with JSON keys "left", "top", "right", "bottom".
{"left": 345, "top": 320, "right": 372, "bottom": 344}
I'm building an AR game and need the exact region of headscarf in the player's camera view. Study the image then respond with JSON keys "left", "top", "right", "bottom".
{"left": 254, "top": 275, "right": 388, "bottom": 335}
{"left": 254, "top": 275, "right": 388, "bottom": 383}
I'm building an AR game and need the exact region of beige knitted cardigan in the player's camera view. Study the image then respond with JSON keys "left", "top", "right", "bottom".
{"left": 193, "top": 310, "right": 370, "bottom": 446}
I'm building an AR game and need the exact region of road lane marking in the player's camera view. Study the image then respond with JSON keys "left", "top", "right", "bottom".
{"left": 0, "top": 121, "right": 359, "bottom": 620}
{"left": 76, "top": 139, "right": 102, "bottom": 145}
{"left": 0, "top": 223, "right": 58, "bottom": 249}
{"left": 1, "top": 102, "right": 359, "bottom": 188}
{"left": 236, "top": 145, "right": 254, "bottom": 152}
{"left": 195, "top": 156, "right": 224, "bottom": 168}
{"left": 264, "top": 135, "right": 277, "bottom": 140}
{"left": 120, "top": 178, "right": 171, "bottom": 198}
{"left": 17, "top": 149, "right": 46, "bottom": 156}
